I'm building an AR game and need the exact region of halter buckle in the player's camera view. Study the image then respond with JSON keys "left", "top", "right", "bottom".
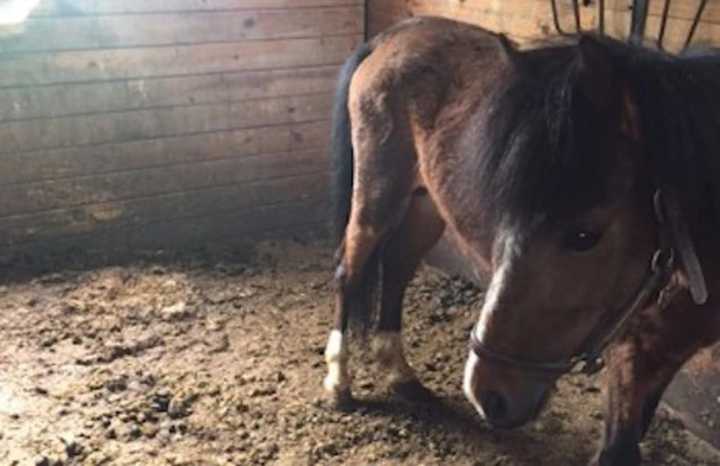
{"left": 651, "top": 247, "right": 674, "bottom": 274}
{"left": 572, "top": 355, "right": 605, "bottom": 375}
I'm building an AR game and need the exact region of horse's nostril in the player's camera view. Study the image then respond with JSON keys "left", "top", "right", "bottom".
{"left": 479, "top": 390, "right": 508, "bottom": 421}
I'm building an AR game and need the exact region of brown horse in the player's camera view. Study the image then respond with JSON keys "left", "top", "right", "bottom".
{"left": 323, "top": 16, "right": 720, "bottom": 466}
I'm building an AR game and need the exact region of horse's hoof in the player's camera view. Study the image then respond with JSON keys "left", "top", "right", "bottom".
{"left": 392, "top": 379, "right": 437, "bottom": 403}
{"left": 589, "top": 443, "right": 641, "bottom": 466}
{"left": 323, "top": 387, "right": 355, "bottom": 411}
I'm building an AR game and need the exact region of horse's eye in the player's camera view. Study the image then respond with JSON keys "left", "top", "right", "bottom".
{"left": 562, "top": 229, "right": 602, "bottom": 252}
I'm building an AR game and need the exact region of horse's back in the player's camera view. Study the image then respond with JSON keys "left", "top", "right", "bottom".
{"left": 370, "top": 16, "right": 498, "bottom": 52}
{"left": 349, "top": 16, "right": 505, "bottom": 143}
{"left": 355, "top": 16, "right": 501, "bottom": 95}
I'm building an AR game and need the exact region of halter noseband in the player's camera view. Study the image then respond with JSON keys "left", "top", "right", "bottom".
{"left": 469, "top": 190, "right": 680, "bottom": 376}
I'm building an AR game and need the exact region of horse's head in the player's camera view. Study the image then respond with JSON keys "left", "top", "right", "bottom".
{"left": 462, "top": 35, "right": 708, "bottom": 428}
{"left": 462, "top": 195, "right": 657, "bottom": 427}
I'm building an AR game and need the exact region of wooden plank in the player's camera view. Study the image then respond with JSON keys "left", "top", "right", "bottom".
{"left": 396, "top": 0, "right": 574, "bottom": 41}
{"left": 641, "top": 13, "right": 720, "bottom": 50}
{"left": 0, "top": 219, "right": 329, "bottom": 280}
{"left": 514, "top": 2, "right": 708, "bottom": 47}
{"left": 404, "top": 1, "right": 573, "bottom": 41}
{"left": 368, "top": 0, "right": 410, "bottom": 35}
{"left": 0, "top": 200, "right": 330, "bottom": 270}
{"left": 523, "top": 2, "right": 717, "bottom": 50}
{"left": 113, "top": 199, "right": 330, "bottom": 251}
{"left": 604, "top": 0, "right": 720, "bottom": 25}
{"left": 386, "top": 0, "right": 720, "bottom": 47}
{"left": 0, "top": 172, "right": 329, "bottom": 246}
{"left": 32, "top": 0, "right": 363, "bottom": 17}
{"left": 400, "top": 0, "right": 720, "bottom": 27}
{"left": 0, "top": 149, "right": 329, "bottom": 216}
{"left": 0, "top": 92, "right": 333, "bottom": 154}
{"left": 0, "top": 65, "right": 339, "bottom": 122}
{"left": 595, "top": 9, "right": 720, "bottom": 51}
{"left": 0, "top": 0, "right": 358, "bottom": 252}
{"left": 0, "top": 120, "right": 330, "bottom": 184}
{"left": 0, "top": 34, "right": 360, "bottom": 87}
{"left": 1, "top": 7, "right": 363, "bottom": 53}
{"left": 540, "top": 1, "right": 720, "bottom": 48}
{"left": 4, "top": 199, "right": 329, "bottom": 254}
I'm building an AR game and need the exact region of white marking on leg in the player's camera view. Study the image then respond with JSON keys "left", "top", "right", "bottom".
{"left": 324, "top": 329, "right": 351, "bottom": 395}
{"left": 373, "top": 331, "right": 416, "bottom": 384}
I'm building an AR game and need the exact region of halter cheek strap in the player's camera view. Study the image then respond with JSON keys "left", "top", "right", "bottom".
{"left": 469, "top": 188, "right": 706, "bottom": 377}
{"left": 571, "top": 246, "right": 676, "bottom": 374}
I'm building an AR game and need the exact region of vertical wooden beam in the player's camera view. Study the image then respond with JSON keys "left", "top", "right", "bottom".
{"left": 363, "top": 0, "right": 369, "bottom": 41}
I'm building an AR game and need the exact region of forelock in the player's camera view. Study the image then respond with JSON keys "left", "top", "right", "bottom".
{"left": 471, "top": 42, "right": 620, "bottom": 228}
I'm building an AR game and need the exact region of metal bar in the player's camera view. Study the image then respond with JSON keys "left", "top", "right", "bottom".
{"left": 550, "top": 0, "right": 569, "bottom": 35}
{"left": 598, "top": 0, "right": 605, "bottom": 34}
{"left": 657, "top": 0, "right": 672, "bottom": 49}
{"left": 572, "top": 0, "right": 582, "bottom": 32}
{"left": 685, "top": 0, "right": 709, "bottom": 49}
{"left": 629, "top": 0, "right": 650, "bottom": 45}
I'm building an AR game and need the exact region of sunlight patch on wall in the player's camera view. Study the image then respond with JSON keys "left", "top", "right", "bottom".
{"left": 0, "top": 0, "right": 41, "bottom": 26}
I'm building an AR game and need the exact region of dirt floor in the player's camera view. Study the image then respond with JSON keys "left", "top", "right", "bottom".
{"left": 1, "top": 239, "right": 718, "bottom": 466}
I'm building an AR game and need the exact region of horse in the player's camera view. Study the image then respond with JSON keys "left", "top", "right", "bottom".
{"left": 322, "top": 16, "right": 720, "bottom": 466}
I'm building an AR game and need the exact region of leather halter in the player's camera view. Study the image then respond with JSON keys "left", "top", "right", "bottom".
{"left": 469, "top": 189, "right": 700, "bottom": 376}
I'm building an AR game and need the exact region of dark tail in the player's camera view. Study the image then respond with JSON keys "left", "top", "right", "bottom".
{"left": 330, "top": 44, "right": 379, "bottom": 338}
{"left": 331, "top": 43, "right": 372, "bottom": 243}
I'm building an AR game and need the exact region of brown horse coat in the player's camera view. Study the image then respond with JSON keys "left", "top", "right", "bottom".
{"left": 324, "top": 16, "right": 720, "bottom": 466}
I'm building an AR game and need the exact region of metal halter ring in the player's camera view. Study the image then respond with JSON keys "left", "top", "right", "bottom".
{"left": 651, "top": 248, "right": 674, "bottom": 274}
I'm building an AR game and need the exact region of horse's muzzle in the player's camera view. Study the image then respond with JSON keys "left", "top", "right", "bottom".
{"left": 464, "top": 350, "right": 554, "bottom": 429}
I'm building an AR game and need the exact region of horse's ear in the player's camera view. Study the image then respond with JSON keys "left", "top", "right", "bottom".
{"left": 576, "top": 35, "right": 617, "bottom": 110}
{"left": 496, "top": 34, "right": 521, "bottom": 67}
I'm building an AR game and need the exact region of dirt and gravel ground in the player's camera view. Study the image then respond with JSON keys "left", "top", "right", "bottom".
{"left": 1, "top": 239, "right": 718, "bottom": 466}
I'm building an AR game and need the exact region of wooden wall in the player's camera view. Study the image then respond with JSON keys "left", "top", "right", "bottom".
{"left": 0, "top": 0, "right": 363, "bottom": 259}
{"left": 369, "top": 0, "right": 720, "bottom": 51}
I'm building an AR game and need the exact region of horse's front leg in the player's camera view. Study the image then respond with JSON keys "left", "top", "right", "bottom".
{"left": 373, "top": 192, "right": 445, "bottom": 402}
{"left": 590, "top": 340, "right": 673, "bottom": 466}
{"left": 591, "top": 299, "right": 713, "bottom": 466}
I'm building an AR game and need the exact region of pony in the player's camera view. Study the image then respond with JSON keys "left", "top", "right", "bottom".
{"left": 322, "top": 16, "right": 720, "bottom": 466}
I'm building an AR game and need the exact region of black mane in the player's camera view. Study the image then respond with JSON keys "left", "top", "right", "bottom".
{"left": 474, "top": 34, "right": 720, "bottom": 227}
